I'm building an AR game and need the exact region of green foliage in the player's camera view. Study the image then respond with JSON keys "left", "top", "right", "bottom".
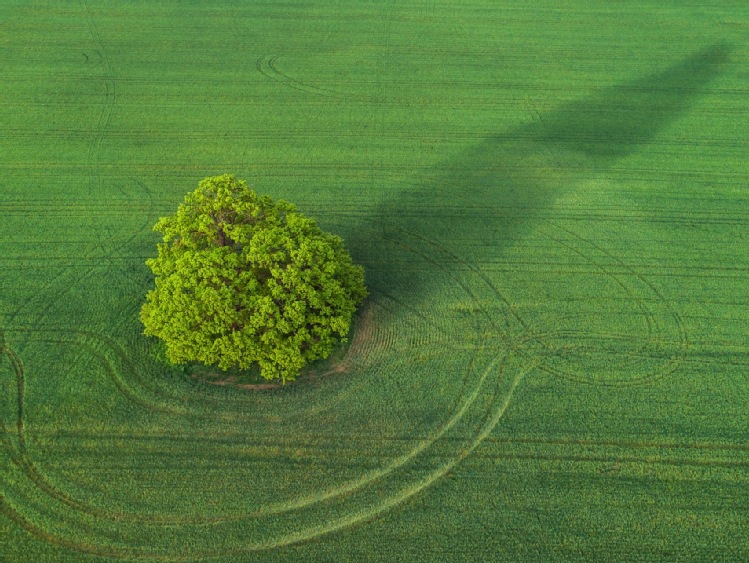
{"left": 140, "top": 174, "right": 367, "bottom": 382}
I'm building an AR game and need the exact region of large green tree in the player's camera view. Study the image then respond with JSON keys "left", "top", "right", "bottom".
{"left": 140, "top": 174, "right": 367, "bottom": 383}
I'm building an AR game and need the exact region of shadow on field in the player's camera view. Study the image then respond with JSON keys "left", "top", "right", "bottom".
{"left": 348, "top": 43, "right": 730, "bottom": 297}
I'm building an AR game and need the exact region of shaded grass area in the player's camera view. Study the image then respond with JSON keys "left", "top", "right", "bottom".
{"left": 1, "top": 0, "right": 749, "bottom": 560}
{"left": 352, "top": 43, "right": 731, "bottom": 298}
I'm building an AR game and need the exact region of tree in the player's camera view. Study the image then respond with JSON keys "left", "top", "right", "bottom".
{"left": 140, "top": 174, "right": 367, "bottom": 383}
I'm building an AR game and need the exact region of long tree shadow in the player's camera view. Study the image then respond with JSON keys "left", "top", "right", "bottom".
{"left": 345, "top": 43, "right": 730, "bottom": 298}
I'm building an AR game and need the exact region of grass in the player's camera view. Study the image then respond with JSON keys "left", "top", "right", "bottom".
{"left": 2, "top": 1, "right": 749, "bottom": 560}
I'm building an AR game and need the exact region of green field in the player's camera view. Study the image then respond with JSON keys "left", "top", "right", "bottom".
{"left": 2, "top": 1, "right": 749, "bottom": 560}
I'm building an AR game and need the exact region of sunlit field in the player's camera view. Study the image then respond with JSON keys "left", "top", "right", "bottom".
{"left": 2, "top": 1, "right": 748, "bottom": 560}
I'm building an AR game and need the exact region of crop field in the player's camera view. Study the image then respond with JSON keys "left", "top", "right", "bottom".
{"left": 2, "top": 1, "right": 749, "bottom": 560}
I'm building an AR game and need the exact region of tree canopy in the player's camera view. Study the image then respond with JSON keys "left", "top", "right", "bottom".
{"left": 140, "top": 174, "right": 367, "bottom": 383}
